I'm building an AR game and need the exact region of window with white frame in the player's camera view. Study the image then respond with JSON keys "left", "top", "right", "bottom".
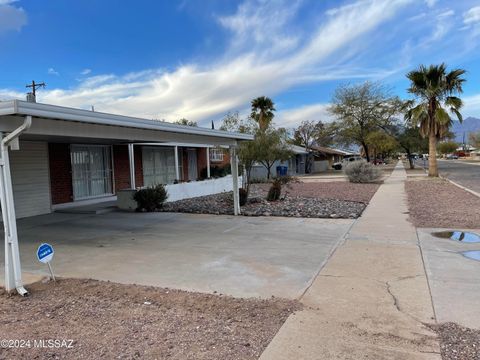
{"left": 210, "top": 148, "right": 224, "bottom": 162}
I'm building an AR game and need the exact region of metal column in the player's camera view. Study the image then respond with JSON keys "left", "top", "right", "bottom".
{"left": 206, "top": 147, "right": 211, "bottom": 178}
{"left": 229, "top": 145, "right": 240, "bottom": 215}
{"left": 128, "top": 144, "right": 136, "bottom": 189}
{"left": 174, "top": 146, "right": 180, "bottom": 181}
{"left": 0, "top": 115, "right": 31, "bottom": 296}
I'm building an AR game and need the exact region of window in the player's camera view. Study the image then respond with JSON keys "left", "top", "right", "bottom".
{"left": 210, "top": 148, "right": 224, "bottom": 162}
{"left": 70, "top": 145, "right": 113, "bottom": 200}
{"left": 142, "top": 147, "right": 177, "bottom": 186}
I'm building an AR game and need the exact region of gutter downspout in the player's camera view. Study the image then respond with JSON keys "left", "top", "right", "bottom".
{"left": 1, "top": 115, "right": 32, "bottom": 296}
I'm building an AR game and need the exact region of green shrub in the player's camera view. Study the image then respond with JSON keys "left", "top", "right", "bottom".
{"left": 344, "top": 161, "right": 382, "bottom": 183}
{"left": 200, "top": 164, "right": 231, "bottom": 179}
{"left": 133, "top": 184, "right": 168, "bottom": 212}
{"left": 239, "top": 188, "right": 248, "bottom": 206}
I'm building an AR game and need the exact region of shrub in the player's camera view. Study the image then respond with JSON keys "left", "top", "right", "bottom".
{"left": 239, "top": 188, "right": 248, "bottom": 206}
{"left": 266, "top": 179, "right": 282, "bottom": 201}
{"left": 344, "top": 161, "right": 382, "bottom": 183}
{"left": 133, "top": 184, "right": 168, "bottom": 212}
{"left": 200, "top": 164, "right": 231, "bottom": 179}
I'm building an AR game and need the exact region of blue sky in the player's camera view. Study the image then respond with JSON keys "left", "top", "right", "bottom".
{"left": 1, "top": 0, "right": 480, "bottom": 128}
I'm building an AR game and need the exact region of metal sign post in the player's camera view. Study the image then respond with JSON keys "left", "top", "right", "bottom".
{"left": 37, "top": 243, "right": 56, "bottom": 282}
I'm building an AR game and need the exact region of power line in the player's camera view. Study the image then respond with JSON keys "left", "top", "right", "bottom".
{"left": 25, "top": 80, "right": 46, "bottom": 97}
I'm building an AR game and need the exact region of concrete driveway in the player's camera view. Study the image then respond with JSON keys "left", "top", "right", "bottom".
{"left": 417, "top": 227, "right": 480, "bottom": 329}
{"left": 0, "top": 211, "right": 353, "bottom": 299}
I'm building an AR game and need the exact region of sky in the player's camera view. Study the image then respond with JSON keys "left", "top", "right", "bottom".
{"left": 0, "top": 0, "right": 480, "bottom": 129}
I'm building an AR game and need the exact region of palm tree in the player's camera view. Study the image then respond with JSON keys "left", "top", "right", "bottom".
{"left": 251, "top": 96, "right": 275, "bottom": 131}
{"left": 405, "top": 64, "right": 466, "bottom": 177}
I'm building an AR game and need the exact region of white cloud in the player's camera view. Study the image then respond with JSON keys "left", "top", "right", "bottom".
{"left": 218, "top": 0, "right": 302, "bottom": 57}
{"left": 80, "top": 68, "right": 92, "bottom": 75}
{"left": 463, "top": 93, "right": 480, "bottom": 118}
{"left": 47, "top": 68, "right": 59, "bottom": 76}
{"left": 424, "top": 0, "right": 438, "bottom": 8}
{"left": 3, "top": 0, "right": 418, "bottom": 127}
{"left": 464, "top": 6, "right": 480, "bottom": 25}
{"left": 0, "top": 0, "right": 26, "bottom": 34}
{"left": 276, "top": 103, "right": 332, "bottom": 128}
{"left": 0, "top": 88, "right": 23, "bottom": 101}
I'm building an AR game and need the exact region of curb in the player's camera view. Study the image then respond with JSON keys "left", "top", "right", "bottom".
{"left": 440, "top": 176, "right": 480, "bottom": 199}
{"left": 414, "top": 160, "right": 480, "bottom": 199}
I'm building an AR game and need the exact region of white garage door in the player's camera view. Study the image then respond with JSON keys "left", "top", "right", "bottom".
{"left": 9, "top": 141, "right": 51, "bottom": 218}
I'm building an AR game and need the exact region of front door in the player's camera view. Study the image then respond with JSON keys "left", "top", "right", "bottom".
{"left": 187, "top": 149, "right": 197, "bottom": 181}
{"left": 71, "top": 145, "right": 113, "bottom": 200}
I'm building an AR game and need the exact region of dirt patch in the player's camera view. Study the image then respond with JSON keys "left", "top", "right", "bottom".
{"left": 251, "top": 182, "right": 379, "bottom": 204}
{"left": 429, "top": 322, "right": 480, "bottom": 360}
{"left": 0, "top": 279, "right": 299, "bottom": 360}
{"left": 405, "top": 179, "right": 480, "bottom": 228}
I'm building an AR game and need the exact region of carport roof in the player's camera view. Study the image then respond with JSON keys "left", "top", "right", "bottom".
{"left": 0, "top": 100, "right": 253, "bottom": 143}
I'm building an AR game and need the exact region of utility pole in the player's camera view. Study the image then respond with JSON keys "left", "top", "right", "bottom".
{"left": 25, "top": 80, "right": 46, "bottom": 102}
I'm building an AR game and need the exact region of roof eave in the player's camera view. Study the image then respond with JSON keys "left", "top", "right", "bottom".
{"left": 0, "top": 100, "right": 253, "bottom": 141}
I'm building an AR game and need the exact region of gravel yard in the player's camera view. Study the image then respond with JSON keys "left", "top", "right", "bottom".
{"left": 405, "top": 179, "right": 480, "bottom": 228}
{"left": 161, "top": 182, "right": 379, "bottom": 219}
{"left": 430, "top": 323, "right": 480, "bottom": 360}
{"left": 0, "top": 279, "right": 299, "bottom": 360}
{"left": 250, "top": 182, "right": 379, "bottom": 203}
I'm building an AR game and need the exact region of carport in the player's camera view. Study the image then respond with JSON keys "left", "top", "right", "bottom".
{"left": 0, "top": 99, "right": 252, "bottom": 295}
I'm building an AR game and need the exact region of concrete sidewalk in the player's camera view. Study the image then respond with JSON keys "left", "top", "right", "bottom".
{"left": 261, "top": 162, "right": 440, "bottom": 359}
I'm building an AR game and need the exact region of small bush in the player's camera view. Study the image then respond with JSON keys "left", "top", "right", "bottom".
{"left": 239, "top": 188, "right": 248, "bottom": 206}
{"left": 266, "top": 179, "right": 282, "bottom": 201}
{"left": 133, "top": 184, "right": 168, "bottom": 212}
{"left": 200, "top": 164, "right": 231, "bottom": 179}
{"left": 344, "top": 161, "right": 382, "bottom": 183}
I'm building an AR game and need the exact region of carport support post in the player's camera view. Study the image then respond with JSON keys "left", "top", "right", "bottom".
{"left": 0, "top": 122, "right": 31, "bottom": 296}
{"left": 128, "top": 143, "right": 136, "bottom": 189}
{"left": 206, "top": 147, "right": 211, "bottom": 178}
{"left": 174, "top": 146, "right": 180, "bottom": 181}
{"left": 230, "top": 145, "right": 240, "bottom": 215}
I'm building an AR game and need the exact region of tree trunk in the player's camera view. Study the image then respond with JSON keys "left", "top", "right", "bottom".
{"left": 245, "top": 166, "right": 252, "bottom": 195}
{"left": 362, "top": 143, "right": 370, "bottom": 162}
{"left": 406, "top": 150, "right": 414, "bottom": 169}
{"left": 428, "top": 131, "right": 438, "bottom": 177}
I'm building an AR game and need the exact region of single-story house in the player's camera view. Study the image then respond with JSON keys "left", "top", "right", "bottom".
{"left": 249, "top": 144, "right": 309, "bottom": 180}
{"left": 0, "top": 99, "right": 252, "bottom": 294}
{"left": 310, "top": 146, "right": 356, "bottom": 172}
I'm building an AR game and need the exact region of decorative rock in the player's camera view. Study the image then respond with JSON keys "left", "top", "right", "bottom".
{"left": 160, "top": 191, "right": 366, "bottom": 219}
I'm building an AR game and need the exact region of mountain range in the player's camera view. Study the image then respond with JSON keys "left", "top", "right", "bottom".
{"left": 451, "top": 117, "right": 480, "bottom": 144}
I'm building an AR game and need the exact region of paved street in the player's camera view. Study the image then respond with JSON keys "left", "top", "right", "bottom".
{"left": 416, "top": 159, "right": 480, "bottom": 193}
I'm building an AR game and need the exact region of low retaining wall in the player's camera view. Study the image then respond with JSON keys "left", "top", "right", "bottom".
{"left": 117, "top": 175, "right": 242, "bottom": 210}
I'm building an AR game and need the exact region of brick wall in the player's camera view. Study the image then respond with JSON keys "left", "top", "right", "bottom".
{"left": 49, "top": 144, "right": 144, "bottom": 205}
{"left": 113, "top": 145, "right": 143, "bottom": 191}
{"left": 48, "top": 143, "right": 73, "bottom": 205}
{"left": 197, "top": 148, "right": 207, "bottom": 179}
{"left": 181, "top": 148, "right": 189, "bottom": 181}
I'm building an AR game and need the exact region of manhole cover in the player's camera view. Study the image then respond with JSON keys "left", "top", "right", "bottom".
{"left": 462, "top": 251, "right": 480, "bottom": 261}
{"left": 432, "top": 231, "right": 480, "bottom": 243}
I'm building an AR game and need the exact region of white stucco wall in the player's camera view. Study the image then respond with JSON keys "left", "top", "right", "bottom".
{"left": 117, "top": 175, "right": 242, "bottom": 210}
{"left": 165, "top": 175, "right": 242, "bottom": 202}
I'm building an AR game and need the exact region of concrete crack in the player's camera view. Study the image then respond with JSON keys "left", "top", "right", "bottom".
{"left": 386, "top": 281, "right": 401, "bottom": 313}
{"left": 385, "top": 280, "right": 426, "bottom": 325}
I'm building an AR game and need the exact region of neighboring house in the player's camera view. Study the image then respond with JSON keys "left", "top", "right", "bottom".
{"left": 0, "top": 100, "right": 251, "bottom": 219}
{"left": 250, "top": 145, "right": 309, "bottom": 180}
{"left": 311, "top": 146, "right": 356, "bottom": 172}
